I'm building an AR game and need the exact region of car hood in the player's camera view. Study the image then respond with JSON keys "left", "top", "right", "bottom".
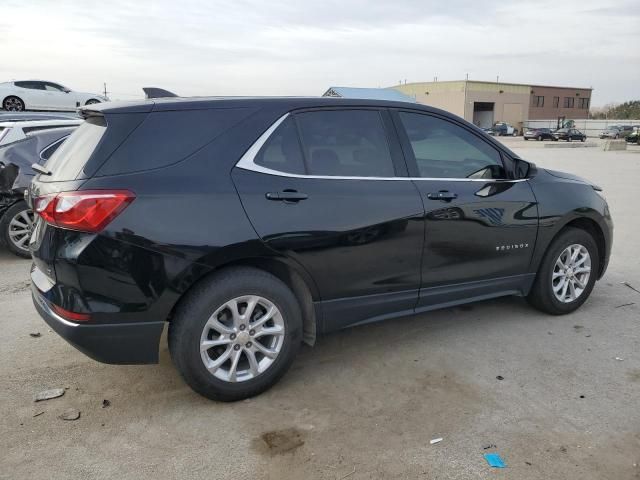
{"left": 543, "top": 168, "right": 599, "bottom": 188}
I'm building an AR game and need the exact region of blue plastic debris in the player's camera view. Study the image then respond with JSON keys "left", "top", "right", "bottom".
{"left": 484, "top": 453, "right": 506, "bottom": 468}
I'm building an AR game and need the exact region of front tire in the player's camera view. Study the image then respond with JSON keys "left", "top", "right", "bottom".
{"left": 169, "top": 267, "right": 303, "bottom": 401}
{"left": 0, "top": 201, "right": 34, "bottom": 258}
{"left": 3, "top": 96, "right": 25, "bottom": 111}
{"left": 527, "top": 227, "right": 599, "bottom": 315}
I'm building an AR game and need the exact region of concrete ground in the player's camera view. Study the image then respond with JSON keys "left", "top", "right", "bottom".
{"left": 1, "top": 141, "right": 639, "bottom": 480}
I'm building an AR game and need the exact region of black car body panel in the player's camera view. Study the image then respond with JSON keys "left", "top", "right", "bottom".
{"left": 28, "top": 97, "right": 613, "bottom": 364}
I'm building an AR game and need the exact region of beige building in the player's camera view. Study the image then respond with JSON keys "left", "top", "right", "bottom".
{"left": 390, "top": 80, "right": 592, "bottom": 130}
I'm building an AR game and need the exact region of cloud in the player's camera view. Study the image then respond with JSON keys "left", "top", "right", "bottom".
{"left": 0, "top": 0, "right": 638, "bottom": 105}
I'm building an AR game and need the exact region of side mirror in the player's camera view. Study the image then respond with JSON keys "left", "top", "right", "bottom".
{"left": 514, "top": 159, "right": 536, "bottom": 179}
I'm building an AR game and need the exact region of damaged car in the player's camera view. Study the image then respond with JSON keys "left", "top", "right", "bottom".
{"left": 0, "top": 127, "right": 75, "bottom": 257}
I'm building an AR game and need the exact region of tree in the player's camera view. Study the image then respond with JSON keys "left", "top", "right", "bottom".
{"left": 590, "top": 101, "right": 640, "bottom": 119}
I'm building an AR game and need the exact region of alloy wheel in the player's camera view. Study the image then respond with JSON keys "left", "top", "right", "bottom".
{"left": 552, "top": 244, "right": 591, "bottom": 303}
{"left": 3, "top": 97, "right": 24, "bottom": 111}
{"left": 200, "top": 295, "right": 285, "bottom": 382}
{"left": 8, "top": 209, "right": 34, "bottom": 252}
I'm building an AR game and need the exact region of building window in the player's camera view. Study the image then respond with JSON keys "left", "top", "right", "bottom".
{"left": 579, "top": 98, "right": 590, "bottom": 109}
{"left": 553, "top": 96, "right": 560, "bottom": 108}
{"left": 532, "top": 95, "right": 544, "bottom": 107}
{"left": 563, "top": 97, "right": 575, "bottom": 108}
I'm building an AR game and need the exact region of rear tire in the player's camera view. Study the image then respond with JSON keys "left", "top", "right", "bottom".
{"left": 169, "top": 267, "right": 303, "bottom": 401}
{"left": 537, "top": 135, "right": 542, "bottom": 141}
{"left": 3, "top": 96, "right": 25, "bottom": 111}
{"left": 0, "top": 201, "right": 34, "bottom": 258}
{"left": 527, "top": 227, "right": 599, "bottom": 315}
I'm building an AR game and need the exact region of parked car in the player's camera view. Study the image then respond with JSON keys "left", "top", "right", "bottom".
{"left": 490, "top": 122, "right": 518, "bottom": 136}
{"left": 524, "top": 128, "right": 554, "bottom": 141}
{"left": 553, "top": 128, "right": 586, "bottom": 142}
{"left": 599, "top": 127, "right": 622, "bottom": 139}
{"left": 29, "top": 98, "right": 612, "bottom": 401}
{"left": 0, "top": 119, "right": 81, "bottom": 147}
{"left": 0, "top": 127, "right": 75, "bottom": 257}
{"left": 0, "top": 80, "right": 108, "bottom": 112}
{"left": 0, "top": 111, "right": 80, "bottom": 122}
{"left": 626, "top": 127, "right": 639, "bottom": 144}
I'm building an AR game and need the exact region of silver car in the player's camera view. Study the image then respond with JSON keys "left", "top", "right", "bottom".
{"left": 599, "top": 127, "right": 622, "bottom": 139}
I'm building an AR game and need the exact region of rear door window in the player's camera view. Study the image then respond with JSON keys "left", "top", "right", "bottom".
{"left": 295, "top": 110, "right": 395, "bottom": 177}
{"left": 15, "top": 81, "right": 44, "bottom": 90}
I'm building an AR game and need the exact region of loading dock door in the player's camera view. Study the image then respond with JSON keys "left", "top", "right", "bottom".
{"left": 473, "top": 102, "right": 494, "bottom": 128}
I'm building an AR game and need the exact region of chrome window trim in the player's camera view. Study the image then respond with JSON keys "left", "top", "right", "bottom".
{"left": 235, "top": 113, "right": 527, "bottom": 183}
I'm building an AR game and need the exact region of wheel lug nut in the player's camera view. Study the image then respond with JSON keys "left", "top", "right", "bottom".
{"left": 230, "top": 333, "right": 236, "bottom": 340}
{"left": 239, "top": 324, "right": 246, "bottom": 331}
{"left": 249, "top": 329, "right": 255, "bottom": 336}
{"left": 246, "top": 342, "right": 252, "bottom": 348}
{"left": 234, "top": 344, "right": 241, "bottom": 351}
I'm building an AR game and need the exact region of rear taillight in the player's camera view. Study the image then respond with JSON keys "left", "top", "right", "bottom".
{"left": 51, "top": 304, "right": 91, "bottom": 322}
{"left": 34, "top": 190, "right": 135, "bottom": 233}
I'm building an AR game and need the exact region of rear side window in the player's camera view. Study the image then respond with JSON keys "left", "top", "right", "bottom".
{"left": 398, "top": 112, "right": 504, "bottom": 179}
{"left": 44, "top": 117, "right": 106, "bottom": 181}
{"left": 295, "top": 110, "right": 395, "bottom": 177}
{"left": 98, "top": 108, "right": 255, "bottom": 176}
{"left": 254, "top": 117, "right": 305, "bottom": 175}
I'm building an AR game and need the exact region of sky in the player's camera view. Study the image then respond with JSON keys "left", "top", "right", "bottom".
{"left": 1, "top": 0, "right": 638, "bottom": 107}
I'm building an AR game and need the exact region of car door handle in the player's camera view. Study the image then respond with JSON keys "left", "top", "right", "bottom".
{"left": 265, "top": 190, "right": 309, "bottom": 202}
{"left": 427, "top": 190, "right": 458, "bottom": 201}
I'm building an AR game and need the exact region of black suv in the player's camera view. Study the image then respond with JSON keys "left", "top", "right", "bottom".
{"left": 29, "top": 98, "right": 613, "bottom": 401}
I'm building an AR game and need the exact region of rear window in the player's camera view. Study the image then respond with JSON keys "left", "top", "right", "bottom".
{"left": 43, "top": 117, "right": 106, "bottom": 181}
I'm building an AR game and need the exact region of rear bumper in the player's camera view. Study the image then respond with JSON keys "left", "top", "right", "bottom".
{"left": 32, "top": 282, "right": 165, "bottom": 364}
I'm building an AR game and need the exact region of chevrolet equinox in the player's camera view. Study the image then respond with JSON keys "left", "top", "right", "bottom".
{"left": 28, "top": 98, "right": 613, "bottom": 401}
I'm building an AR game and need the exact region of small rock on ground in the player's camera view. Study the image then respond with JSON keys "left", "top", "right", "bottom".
{"left": 59, "top": 409, "right": 81, "bottom": 421}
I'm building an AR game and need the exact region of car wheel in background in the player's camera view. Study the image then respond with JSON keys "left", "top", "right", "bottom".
{"left": 2, "top": 96, "right": 25, "bottom": 111}
{"left": 169, "top": 267, "right": 303, "bottom": 401}
{"left": 537, "top": 135, "right": 542, "bottom": 141}
{"left": 0, "top": 201, "right": 34, "bottom": 258}
{"left": 581, "top": 137, "right": 585, "bottom": 142}
{"left": 527, "top": 227, "right": 599, "bottom": 315}
{"left": 85, "top": 99, "right": 101, "bottom": 105}
{"left": 513, "top": 130, "right": 518, "bottom": 137}
{"left": 524, "top": 137, "right": 529, "bottom": 141}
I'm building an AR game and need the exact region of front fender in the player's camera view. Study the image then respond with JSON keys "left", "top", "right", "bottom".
{"left": 527, "top": 170, "right": 613, "bottom": 277}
